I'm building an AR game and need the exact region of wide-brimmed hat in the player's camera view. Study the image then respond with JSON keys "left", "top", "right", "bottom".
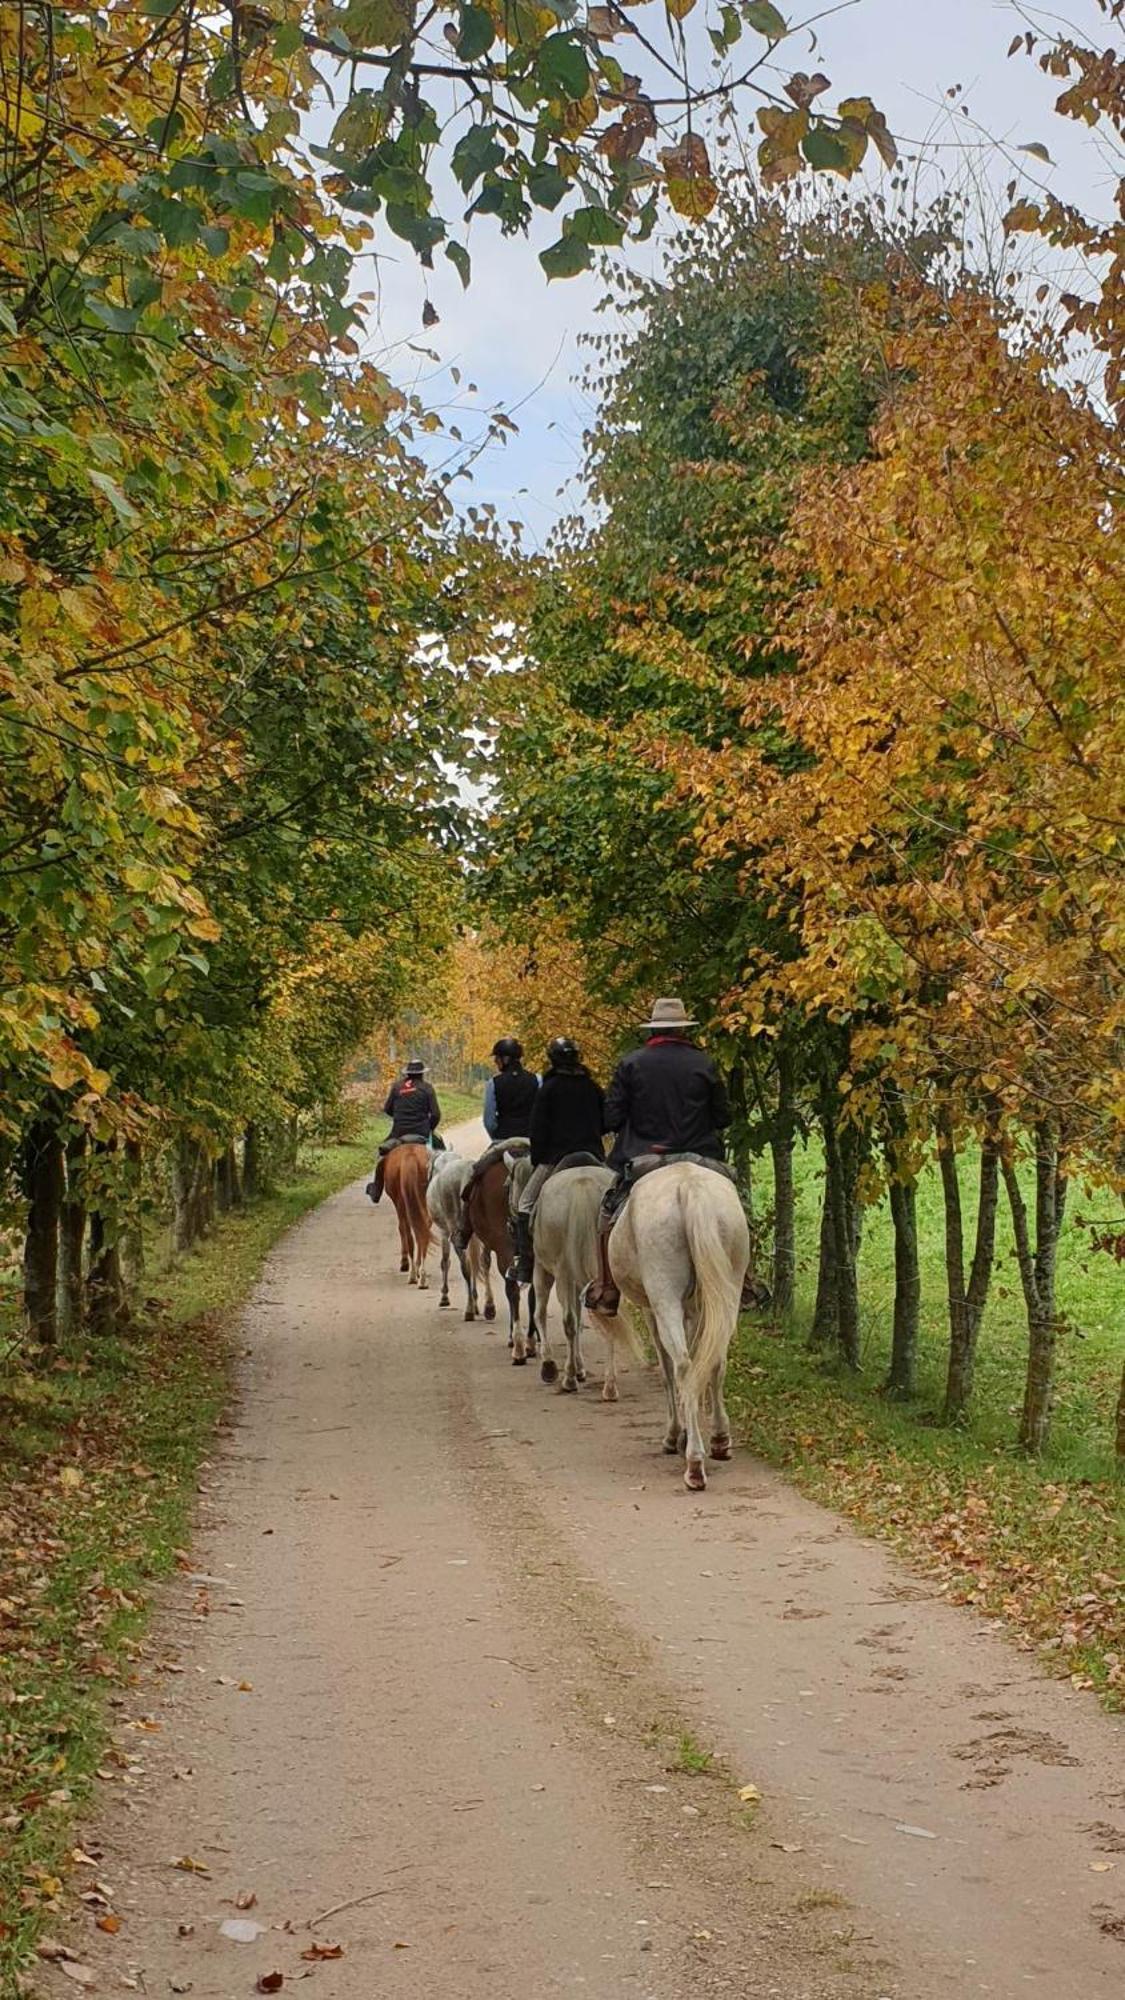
{"left": 641, "top": 997, "right": 698, "bottom": 1031}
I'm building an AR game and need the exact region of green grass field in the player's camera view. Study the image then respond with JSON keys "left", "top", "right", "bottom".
{"left": 726, "top": 1139, "right": 1124, "bottom": 1702}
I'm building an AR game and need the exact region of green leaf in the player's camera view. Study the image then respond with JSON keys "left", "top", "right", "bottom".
{"left": 88, "top": 470, "right": 140, "bottom": 522}
{"left": 273, "top": 19, "right": 305, "bottom": 55}
{"left": 528, "top": 166, "right": 569, "bottom": 210}
{"left": 451, "top": 122, "right": 505, "bottom": 190}
{"left": 386, "top": 204, "right": 445, "bottom": 263}
{"left": 199, "top": 223, "right": 230, "bottom": 257}
{"left": 537, "top": 33, "right": 590, "bottom": 101}
{"left": 456, "top": 5, "right": 496, "bottom": 60}
{"left": 745, "top": 1, "right": 786, "bottom": 36}
{"left": 540, "top": 234, "right": 593, "bottom": 279}
{"left": 445, "top": 240, "right": 472, "bottom": 287}
{"left": 565, "top": 204, "right": 625, "bottom": 246}
{"left": 801, "top": 125, "right": 854, "bottom": 171}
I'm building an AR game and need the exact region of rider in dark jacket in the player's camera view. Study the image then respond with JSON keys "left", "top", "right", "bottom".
{"left": 368, "top": 1061, "right": 441, "bottom": 1203}
{"left": 484, "top": 1037, "right": 539, "bottom": 1142}
{"left": 513, "top": 1039, "right": 605, "bottom": 1281}
{"left": 585, "top": 998, "right": 730, "bottom": 1312}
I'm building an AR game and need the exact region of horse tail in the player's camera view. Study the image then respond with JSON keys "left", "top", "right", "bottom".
{"left": 680, "top": 1174, "right": 741, "bottom": 1407}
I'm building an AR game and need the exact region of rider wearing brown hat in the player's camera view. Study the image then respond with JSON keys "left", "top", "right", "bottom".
{"left": 585, "top": 998, "right": 731, "bottom": 1313}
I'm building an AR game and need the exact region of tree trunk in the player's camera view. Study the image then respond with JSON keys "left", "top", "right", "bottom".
{"left": 190, "top": 1145, "right": 213, "bottom": 1241}
{"left": 171, "top": 1135, "right": 197, "bottom": 1253}
{"left": 770, "top": 1042, "right": 797, "bottom": 1318}
{"left": 808, "top": 1178, "right": 837, "bottom": 1348}
{"left": 885, "top": 1174, "right": 920, "bottom": 1397}
{"left": 22, "top": 1119, "right": 65, "bottom": 1345}
{"left": 821, "top": 1091, "right": 860, "bottom": 1369}
{"left": 57, "top": 1130, "right": 88, "bottom": 1342}
{"left": 938, "top": 1108, "right": 1000, "bottom": 1424}
{"left": 1116, "top": 1356, "right": 1125, "bottom": 1462}
{"left": 120, "top": 1135, "right": 144, "bottom": 1293}
{"left": 87, "top": 1212, "right": 127, "bottom": 1335}
{"left": 1003, "top": 1122, "right": 1068, "bottom": 1455}
{"left": 243, "top": 1122, "right": 260, "bottom": 1202}
{"left": 215, "top": 1142, "right": 241, "bottom": 1212}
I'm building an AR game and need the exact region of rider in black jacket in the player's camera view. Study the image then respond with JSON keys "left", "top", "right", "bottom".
{"left": 512, "top": 1039, "right": 605, "bottom": 1280}
{"left": 585, "top": 998, "right": 730, "bottom": 1312}
{"left": 367, "top": 1061, "right": 442, "bottom": 1203}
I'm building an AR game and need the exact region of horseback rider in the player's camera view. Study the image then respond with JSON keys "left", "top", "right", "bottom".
{"left": 367, "top": 1059, "right": 442, "bottom": 1204}
{"left": 483, "top": 1036, "right": 539, "bottom": 1143}
{"left": 584, "top": 998, "right": 730, "bottom": 1313}
{"left": 512, "top": 1037, "right": 606, "bottom": 1282}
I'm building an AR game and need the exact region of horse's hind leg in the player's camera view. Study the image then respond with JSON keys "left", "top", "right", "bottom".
{"left": 710, "top": 1356, "right": 732, "bottom": 1459}
{"left": 508, "top": 1273, "right": 526, "bottom": 1363}
{"left": 397, "top": 1207, "right": 411, "bottom": 1275}
{"left": 535, "top": 1267, "right": 558, "bottom": 1384}
{"left": 654, "top": 1329, "right": 679, "bottom": 1448}
{"left": 481, "top": 1249, "right": 497, "bottom": 1323}
{"left": 561, "top": 1281, "right": 582, "bottom": 1392}
{"left": 438, "top": 1229, "right": 451, "bottom": 1307}
{"left": 459, "top": 1242, "right": 477, "bottom": 1321}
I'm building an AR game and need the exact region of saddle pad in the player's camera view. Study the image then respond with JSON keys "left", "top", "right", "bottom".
{"left": 627, "top": 1151, "right": 736, "bottom": 1184}
{"left": 552, "top": 1150, "right": 607, "bottom": 1172}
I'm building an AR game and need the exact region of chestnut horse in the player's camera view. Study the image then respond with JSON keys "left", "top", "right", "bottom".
{"left": 383, "top": 1143, "right": 432, "bottom": 1287}
{"left": 465, "top": 1153, "right": 538, "bottom": 1362}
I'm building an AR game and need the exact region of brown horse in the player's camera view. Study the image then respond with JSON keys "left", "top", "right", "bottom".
{"left": 466, "top": 1155, "right": 538, "bottom": 1362}
{"left": 383, "top": 1143, "right": 432, "bottom": 1287}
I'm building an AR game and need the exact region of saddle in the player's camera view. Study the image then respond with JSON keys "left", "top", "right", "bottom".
{"left": 551, "top": 1150, "right": 606, "bottom": 1173}
{"left": 625, "top": 1151, "right": 736, "bottom": 1185}
{"left": 377, "top": 1131, "right": 430, "bottom": 1157}
{"left": 462, "top": 1136, "right": 530, "bottom": 1202}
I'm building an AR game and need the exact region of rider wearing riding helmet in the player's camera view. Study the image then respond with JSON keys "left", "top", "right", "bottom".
{"left": 483, "top": 1036, "right": 539, "bottom": 1144}
{"left": 367, "top": 1059, "right": 442, "bottom": 1204}
{"left": 512, "top": 1038, "right": 606, "bottom": 1282}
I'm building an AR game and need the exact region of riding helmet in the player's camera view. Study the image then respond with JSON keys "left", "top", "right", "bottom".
{"left": 492, "top": 1036, "right": 523, "bottom": 1062}
{"left": 546, "top": 1036, "right": 580, "bottom": 1070}
{"left": 405, "top": 1058, "right": 425, "bottom": 1076}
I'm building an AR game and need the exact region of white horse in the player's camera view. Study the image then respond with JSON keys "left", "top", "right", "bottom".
{"left": 426, "top": 1152, "right": 496, "bottom": 1323}
{"left": 532, "top": 1163, "right": 616, "bottom": 1393}
{"left": 586, "top": 1163, "right": 749, "bottom": 1491}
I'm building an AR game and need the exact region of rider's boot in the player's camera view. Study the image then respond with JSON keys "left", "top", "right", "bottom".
{"left": 513, "top": 1211, "right": 535, "bottom": 1286}
{"left": 451, "top": 1185, "right": 472, "bottom": 1256}
{"left": 583, "top": 1221, "right": 619, "bottom": 1316}
{"left": 367, "top": 1158, "right": 386, "bottom": 1205}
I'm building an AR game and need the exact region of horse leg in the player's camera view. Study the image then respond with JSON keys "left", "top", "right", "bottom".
{"left": 459, "top": 1241, "right": 477, "bottom": 1322}
{"left": 481, "top": 1248, "right": 497, "bottom": 1325}
{"left": 656, "top": 1300, "right": 707, "bottom": 1489}
{"left": 710, "top": 1355, "right": 732, "bottom": 1459}
{"left": 397, "top": 1204, "right": 411, "bottom": 1275}
{"left": 525, "top": 1276, "right": 538, "bottom": 1357}
{"left": 508, "top": 1271, "right": 526, "bottom": 1363}
{"left": 535, "top": 1267, "right": 558, "bottom": 1384}
{"left": 653, "top": 1327, "right": 680, "bottom": 1447}
{"left": 561, "top": 1278, "right": 582, "bottom": 1393}
{"left": 438, "top": 1228, "right": 451, "bottom": 1307}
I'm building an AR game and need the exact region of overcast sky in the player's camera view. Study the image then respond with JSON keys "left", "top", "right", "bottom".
{"left": 330, "top": 0, "right": 1115, "bottom": 542}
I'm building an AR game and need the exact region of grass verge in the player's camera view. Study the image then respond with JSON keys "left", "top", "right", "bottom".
{"left": 727, "top": 1140, "right": 1124, "bottom": 1708}
{"left": 0, "top": 1117, "right": 381, "bottom": 1982}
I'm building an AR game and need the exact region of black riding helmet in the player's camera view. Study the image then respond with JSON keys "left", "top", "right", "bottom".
{"left": 546, "top": 1036, "right": 580, "bottom": 1070}
{"left": 492, "top": 1036, "right": 523, "bottom": 1064}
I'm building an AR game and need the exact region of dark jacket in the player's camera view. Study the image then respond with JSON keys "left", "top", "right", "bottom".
{"left": 384, "top": 1076, "right": 441, "bottom": 1138}
{"left": 529, "top": 1067, "right": 605, "bottom": 1168}
{"left": 492, "top": 1064, "right": 539, "bottom": 1142}
{"left": 604, "top": 1036, "right": 729, "bottom": 1168}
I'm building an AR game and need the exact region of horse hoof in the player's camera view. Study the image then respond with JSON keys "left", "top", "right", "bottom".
{"left": 561, "top": 1378, "right": 578, "bottom": 1395}
{"left": 577, "top": 1368, "right": 588, "bottom": 1384}
{"left": 662, "top": 1434, "right": 679, "bottom": 1453}
{"left": 399, "top": 1259, "right": 409, "bottom": 1273}
{"left": 601, "top": 1381, "right": 619, "bottom": 1404}
{"left": 512, "top": 1353, "right": 527, "bottom": 1367}
{"left": 439, "top": 1297, "right": 450, "bottom": 1309}
{"left": 463, "top": 1309, "right": 475, "bottom": 1323}
{"left": 541, "top": 1358, "right": 559, "bottom": 1384}
{"left": 685, "top": 1458, "right": 707, "bottom": 1491}
{"left": 710, "top": 1434, "right": 732, "bottom": 1461}
{"left": 484, "top": 1304, "right": 497, "bottom": 1322}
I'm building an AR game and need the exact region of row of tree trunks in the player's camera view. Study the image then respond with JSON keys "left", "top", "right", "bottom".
{"left": 1004, "top": 1122, "right": 1068, "bottom": 1455}
{"left": 22, "top": 1120, "right": 65, "bottom": 1345}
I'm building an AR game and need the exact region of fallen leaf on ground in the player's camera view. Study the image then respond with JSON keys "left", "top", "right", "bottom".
{"left": 895, "top": 1823, "right": 937, "bottom": 1839}
{"left": 172, "top": 1856, "right": 211, "bottom": 1875}
{"left": 1090, "top": 1860, "right": 1115, "bottom": 1872}
{"left": 235, "top": 1891, "right": 258, "bottom": 1909}
{"left": 301, "top": 1943, "right": 344, "bottom": 1961}
{"left": 35, "top": 1939, "right": 74, "bottom": 1961}
{"left": 58, "top": 1965, "right": 97, "bottom": 1988}
{"left": 738, "top": 1784, "right": 761, "bottom": 1803}
{"left": 177, "top": 1923, "right": 194, "bottom": 1938}
{"left": 392, "top": 1941, "right": 410, "bottom": 1950}
{"left": 95, "top": 1914, "right": 122, "bottom": 1934}
{"left": 256, "top": 1976, "right": 284, "bottom": 1993}
{"left": 771, "top": 1841, "right": 803, "bottom": 1853}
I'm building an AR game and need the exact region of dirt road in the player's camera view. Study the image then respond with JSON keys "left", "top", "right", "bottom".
{"left": 67, "top": 1120, "right": 1124, "bottom": 2000}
